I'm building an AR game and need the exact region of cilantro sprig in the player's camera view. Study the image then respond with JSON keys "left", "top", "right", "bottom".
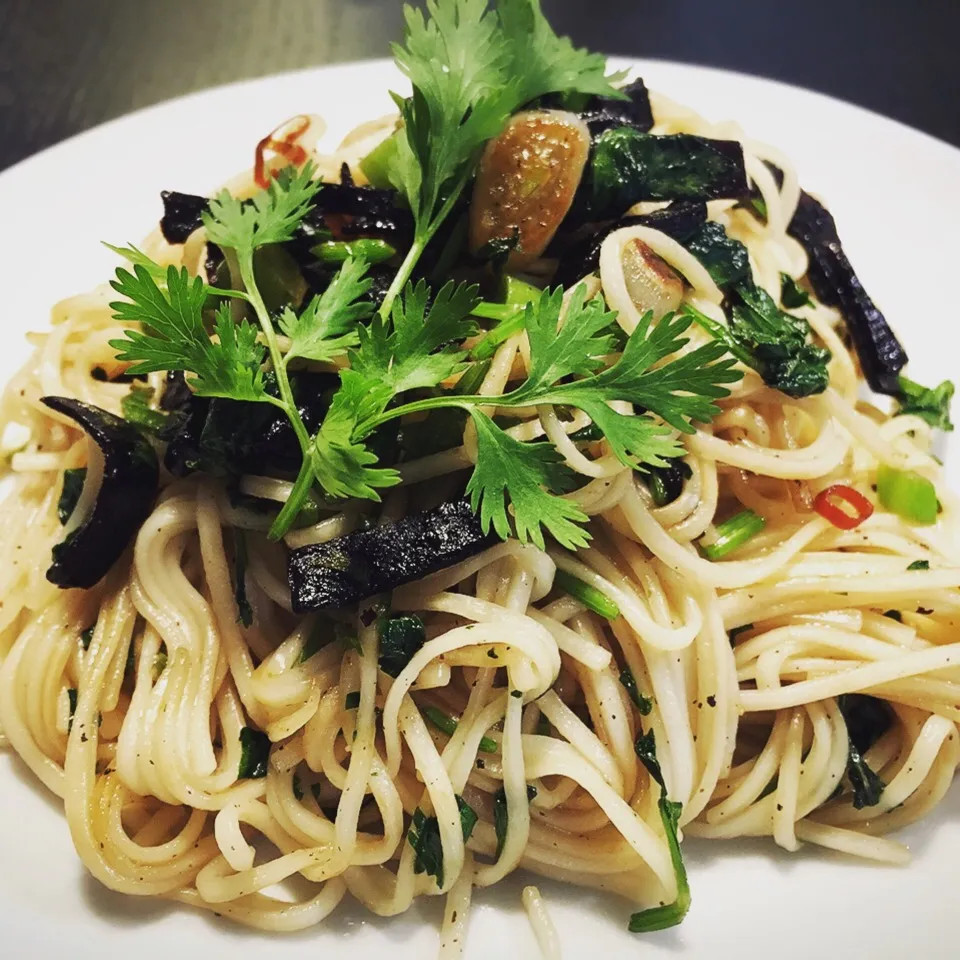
{"left": 107, "top": 0, "right": 740, "bottom": 552}
{"left": 324, "top": 285, "right": 740, "bottom": 550}
{"left": 110, "top": 164, "right": 375, "bottom": 538}
{"left": 380, "top": 0, "right": 626, "bottom": 315}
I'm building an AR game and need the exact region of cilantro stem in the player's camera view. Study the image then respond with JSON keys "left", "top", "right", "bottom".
{"left": 236, "top": 252, "right": 315, "bottom": 539}
{"left": 379, "top": 237, "right": 426, "bottom": 319}
{"left": 378, "top": 170, "right": 472, "bottom": 319}
{"left": 272, "top": 457, "right": 317, "bottom": 538}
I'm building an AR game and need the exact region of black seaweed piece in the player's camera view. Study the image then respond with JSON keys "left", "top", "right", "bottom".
{"left": 787, "top": 191, "right": 907, "bottom": 394}
{"left": 580, "top": 78, "right": 654, "bottom": 135}
{"left": 541, "top": 78, "right": 654, "bottom": 136}
{"left": 288, "top": 499, "right": 498, "bottom": 612}
{"left": 41, "top": 397, "right": 159, "bottom": 589}
{"left": 160, "top": 190, "right": 208, "bottom": 244}
{"left": 159, "top": 370, "right": 193, "bottom": 412}
{"left": 163, "top": 371, "right": 338, "bottom": 478}
{"left": 553, "top": 201, "right": 707, "bottom": 289}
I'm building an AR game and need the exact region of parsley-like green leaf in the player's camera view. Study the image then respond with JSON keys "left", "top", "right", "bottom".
{"left": 109, "top": 266, "right": 268, "bottom": 402}
{"left": 203, "top": 162, "right": 320, "bottom": 255}
{"left": 466, "top": 409, "right": 589, "bottom": 550}
{"left": 351, "top": 280, "right": 479, "bottom": 399}
{"left": 278, "top": 257, "right": 373, "bottom": 363}
{"left": 619, "top": 667, "right": 654, "bottom": 715}
{"left": 378, "top": 615, "right": 427, "bottom": 678}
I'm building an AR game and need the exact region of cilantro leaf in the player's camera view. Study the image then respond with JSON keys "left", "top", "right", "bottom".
{"left": 279, "top": 257, "right": 373, "bottom": 363}
{"left": 466, "top": 409, "right": 590, "bottom": 550}
{"left": 109, "top": 265, "right": 268, "bottom": 402}
{"left": 501, "top": 293, "right": 740, "bottom": 468}
{"left": 203, "top": 162, "right": 320, "bottom": 255}
{"left": 103, "top": 243, "right": 169, "bottom": 282}
{"left": 510, "top": 286, "right": 617, "bottom": 395}
{"left": 896, "top": 375, "right": 954, "bottom": 431}
{"left": 351, "top": 280, "right": 479, "bottom": 398}
{"left": 390, "top": 0, "right": 510, "bottom": 225}
{"left": 496, "top": 0, "right": 628, "bottom": 103}
{"left": 311, "top": 371, "right": 400, "bottom": 500}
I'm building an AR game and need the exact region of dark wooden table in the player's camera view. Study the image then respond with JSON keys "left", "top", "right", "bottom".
{"left": 1, "top": 0, "right": 958, "bottom": 172}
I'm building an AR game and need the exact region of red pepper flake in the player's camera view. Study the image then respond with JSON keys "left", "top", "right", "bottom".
{"left": 813, "top": 484, "right": 874, "bottom": 530}
{"left": 253, "top": 115, "right": 313, "bottom": 189}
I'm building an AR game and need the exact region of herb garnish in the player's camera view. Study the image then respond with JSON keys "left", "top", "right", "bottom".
{"left": 381, "top": 0, "right": 625, "bottom": 315}
{"left": 408, "top": 795, "right": 478, "bottom": 887}
{"left": 107, "top": 0, "right": 741, "bottom": 550}
{"left": 630, "top": 729, "right": 690, "bottom": 932}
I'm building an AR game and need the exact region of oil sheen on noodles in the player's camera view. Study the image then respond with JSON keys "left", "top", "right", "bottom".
{"left": 1, "top": 84, "right": 959, "bottom": 960}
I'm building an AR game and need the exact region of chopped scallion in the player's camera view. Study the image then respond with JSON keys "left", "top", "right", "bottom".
{"left": 699, "top": 510, "right": 765, "bottom": 561}
{"left": 312, "top": 238, "right": 397, "bottom": 265}
{"left": 553, "top": 569, "right": 620, "bottom": 620}
{"left": 876, "top": 464, "right": 938, "bottom": 525}
{"left": 423, "top": 705, "right": 498, "bottom": 753}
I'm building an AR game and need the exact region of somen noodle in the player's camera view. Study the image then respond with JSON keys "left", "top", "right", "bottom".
{"left": 1, "top": 3, "right": 958, "bottom": 958}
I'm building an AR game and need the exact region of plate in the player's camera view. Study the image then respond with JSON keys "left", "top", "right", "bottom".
{"left": 1, "top": 57, "right": 959, "bottom": 959}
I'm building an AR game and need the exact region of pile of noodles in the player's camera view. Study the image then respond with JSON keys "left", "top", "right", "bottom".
{"left": 1, "top": 86, "right": 959, "bottom": 959}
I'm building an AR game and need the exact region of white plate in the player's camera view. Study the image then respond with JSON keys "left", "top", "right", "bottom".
{"left": 1, "top": 58, "right": 959, "bottom": 960}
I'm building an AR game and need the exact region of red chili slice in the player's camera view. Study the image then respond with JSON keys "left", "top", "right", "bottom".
{"left": 813, "top": 484, "right": 874, "bottom": 530}
{"left": 253, "top": 115, "right": 312, "bottom": 189}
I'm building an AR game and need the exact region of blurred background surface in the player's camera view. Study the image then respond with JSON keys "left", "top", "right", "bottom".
{"left": 1, "top": 0, "right": 958, "bottom": 171}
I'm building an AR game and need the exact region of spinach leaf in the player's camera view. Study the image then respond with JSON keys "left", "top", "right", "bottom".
{"left": 238, "top": 726, "right": 270, "bottom": 779}
{"left": 837, "top": 694, "right": 891, "bottom": 809}
{"left": 896, "top": 376, "right": 954, "bottom": 431}
{"left": 684, "top": 221, "right": 751, "bottom": 289}
{"left": 780, "top": 273, "right": 812, "bottom": 310}
{"left": 721, "top": 283, "right": 831, "bottom": 398}
{"left": 630, "top": 729, "right": 690, "bottom": 932}
{"left": 408, "top": 795, "right": 478, "bottom": 887}
{"left": 493, "top": 784, "right": 538, "bottom": 859}
{"left": 581, "top": 128, "right": 748, "bottom": 221}
{"left": 378, "top": 615, "right": 427, "bottom": 677}
{"left": 619, "top": 667, "right": 653, "bottom": 715}
{"left": 58, "top": 468, "right": 87, "bottom": 525}
{"left": 232, "top": 530, "right": 253, "bottom": 628}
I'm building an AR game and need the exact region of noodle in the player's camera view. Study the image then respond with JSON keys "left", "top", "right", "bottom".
{"left": 1, "top": 50, "right": 958, "bottom": 960}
